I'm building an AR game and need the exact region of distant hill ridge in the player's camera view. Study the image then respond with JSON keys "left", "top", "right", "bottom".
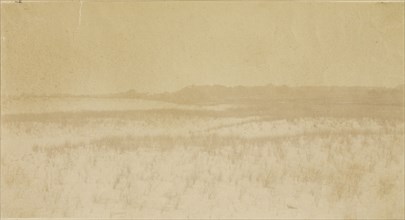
{"left": 111, "top": 84, "right": 404, "bottom": 106}
{"left": 7, "top": 84, "right": 402, "bottom": 106}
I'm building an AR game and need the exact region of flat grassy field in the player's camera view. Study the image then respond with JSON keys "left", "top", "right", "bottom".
{"left": 1, "top": 100, "right": 404, "bottom": 218}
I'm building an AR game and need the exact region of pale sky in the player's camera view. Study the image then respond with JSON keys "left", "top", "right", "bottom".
{"left": 1, "top": 1, "right": 404, "bottom": 95}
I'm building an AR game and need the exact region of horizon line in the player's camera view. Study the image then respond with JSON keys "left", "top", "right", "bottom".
{"left": 2, "top": 83, "right": 404, "bottom": 97}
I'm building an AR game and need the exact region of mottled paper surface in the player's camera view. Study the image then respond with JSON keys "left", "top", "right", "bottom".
{"left": 1, "top": 1, "right": 404, "bottom": 219}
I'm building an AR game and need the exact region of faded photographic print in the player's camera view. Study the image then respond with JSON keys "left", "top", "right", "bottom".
{"left": 1, "top": 0, "right": 404, "bottom": 219}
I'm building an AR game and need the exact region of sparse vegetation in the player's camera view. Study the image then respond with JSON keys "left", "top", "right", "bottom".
{"left": 1, "top": 100, "right": 404, "bottom": 218}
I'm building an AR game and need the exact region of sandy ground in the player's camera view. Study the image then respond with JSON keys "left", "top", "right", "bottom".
{"left": 1, "top": 109, "right": 404, "bottom": 219}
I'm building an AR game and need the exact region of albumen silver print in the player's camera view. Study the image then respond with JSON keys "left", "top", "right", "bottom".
{"left": 1, "top": 0, "right": 404, "bottom": 219}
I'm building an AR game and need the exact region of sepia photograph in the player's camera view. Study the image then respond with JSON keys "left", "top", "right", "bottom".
{"left": 1, "top": 0, "right": 404, "bottom": 219}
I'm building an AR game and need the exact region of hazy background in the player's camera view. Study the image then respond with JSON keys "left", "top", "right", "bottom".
{"left": 1, "top": 1, "right": 404, "bottom": 95}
